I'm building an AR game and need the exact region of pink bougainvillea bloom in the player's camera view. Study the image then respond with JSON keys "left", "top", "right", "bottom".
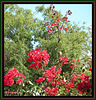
{"left": 61, "top": 56, "right": 69, "bottom": 65}
{"left": 56, "top": 67, "right": 61, "bottom": 74}
{"left": 47, "top": 31, "right": 51, "bottom": 33}
{"left": 74, "top": 64, "right": 77, "bottom": 67}
{"left": 55, "top": 20, "right": 57, "bottom": 22}
{"left": 62, "top": 17, "right": 65, "bottom": 21}
{"left": 65, "top": 28, "right": 67, "bottom": 31}
{"left": 16, "top": 79, "right": 23, "bottom": 84}
{"left": 37, "top": 95, "right": 41, "bottom": 96}
{"left": 47, "top": 87, "right": 58, "bottom": 96}
{"left": 51, "top": 82, "right": 56, "bottom": 86}
{"left": 72, "top": 60, "right": 76, "bottom": 62}
{"left": 57, "top": 16, "right": 60, "bottom": 19}
{"left": 52, "top": 11, "right": 55, "bottom": 13}
{"left": 89, "top": 60, "right": 92, "bottom": 63}
{"left": 56, "top": 81, "right": 59, "bottom": 85}
{"left": 77, "top": 59, "right": 80, "bottom": 61}
{"left": 70, "top": 74, "right": 78, "bottom": 83}
{"left": 48, "top": 26, "right": 53, "bottom": 28}
{"left": 52, "top": 16, "right": 54, "bottom": 18}
{"left": 60, "top": 27, "right": 62, "bottom": 29}
{"left": 70, "top": 66, "right": 73, "bottom": 69}
{"left": 57, "top": 20, "right": 60, "bottom": 23}
{"left": 36, "top": 77, "right": 45, "bottom": 84}
{"left": 80, "top": 73, "right": 89, "bottom": 82}
{"left": 64, "top": 82, "right": 74, "bottom": 92}
{"left": 48, "top": 28, "right": 52, "bottom": 31}
{"left": 62, "top": 26, "right": 65, "bottom": 29}
{"left": 51, "top": 23, "right": 55, "bottom": 26}
{"left": 63, "top": 72, "right": 65, "bottom": 75}
{"left": 68, "top": 20, "right": 70, "bottom": 22}
{"left": 76, "top": 81, "right": 92, "bottom": 94}
{"left": 62, "top": 17, "right": 65, "bottom": 19}
{"left": 90, "top": 67, "right": 92, "bottom": 71}
{"left": 4, "top": 68, "right": 26, "bottom": 86}
{"left": 54, "top": 23, "right": 57, "bottom": 25}
{"left": 26, "top": 48, "right": 50, "bottom": 69}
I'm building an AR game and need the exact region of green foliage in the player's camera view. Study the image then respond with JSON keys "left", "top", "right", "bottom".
{"left": 4, "top": 4, "right": 40, "bottom": 82}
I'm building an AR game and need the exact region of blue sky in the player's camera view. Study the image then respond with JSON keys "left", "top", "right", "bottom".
{"left": 18, "top": 4, "right": 92, "bottom": 28}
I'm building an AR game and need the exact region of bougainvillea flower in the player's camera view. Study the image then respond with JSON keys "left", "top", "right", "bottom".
{"left": 51, "top": 82, "right": 56, "bottom": 86}
{"left": 77, "top": 59, "right": 80, "bottom": 61}
{"left": 44, "top": 87, "right": 58, "bottom": 96}
{"left": 36, "top": 77, "right": 45, "bottom": 83}
{"left": 52, "top": 16, "right": 54, "bottom": 18}
{"left": 88, "top": 60, "right": 92, "bottom": 63}
{"left": 76, "top": 81, "right": 92, "bottom": 94}
{"left": 55, "top": 20, "right": 57, "bottom": 22}
{"left": 4, "top": 68, "right": 26, "bottom": 86}
{"left": 57, "top": 16, "right": 60, "bottom": 19}
{"left": 16, "top": 79, "right": 23, "bottom": 84}
{"left": 26, "top": 48, "right": 50, "bottom": 69}
{"left": 62, "top": 26, "right": 65, "bottom": 29}
{"left": 72, "top": 60, "right": 76, "bottom": 62}
{"left": 90, "top": 67, "right": 92, "bottom": 71}
{"left": 65, "top": 28, "right": 67, "bottom": 31}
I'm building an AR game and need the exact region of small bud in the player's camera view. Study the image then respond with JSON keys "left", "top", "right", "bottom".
{"left": 53, "top": 6, "right": 55, "bottom": 9}
{"left": 65, "top": 28, "right": 67, "bottom": 31}
{"left": 60, "top": 27, "right": 62, "bottom": 29}
{"left": 63, "top": 72, "right": 65, "bottom": 75}
{"left": 55, "top": 20, "right": 57, "bottom": 22}
{"left": 90, "top": 67, "right": 92, "bottom": 71}
{"left": 62, "top": 26, "right": 64, "bottom": 29}
{"left": 68, "top": 10, "right": 72, "bottom": 15}
{"left": 52, "top": 16, "right": 54, "bottom": 18}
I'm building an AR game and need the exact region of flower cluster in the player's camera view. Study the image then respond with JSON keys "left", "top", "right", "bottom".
{"left": 80, "top": 73, "right": 90, "bottom": 82}
{"left": 36, "top": 66, "right": 63, "bottom": 96}
{"left": 26, "top": 48, "right": 50, "bottom": 69}
{"left": 59, "top": 56, "right": 69, "bottom": 65}
{"left": 44, "top": 87, "right": 58, "bottom": 96}
{"left": 76, "top": 73, "right": 92, "bottom": 94}
{"left": 43, "top": 66, "right": 57, "bottom": 82}
{"left": 70, "top": 74, "right": 78, "bottom": 83}
{"left": 47, "top": 4, "right": 72, "bottom": 33}
{"left": 35, "top": 53, "right": 92, "bottom": 95}
{"left": 64, "top": 82, "right": 74, "bottom": 91}
{"left": 59, "top": 57, "right": 80, "bottom": 69}
{"left": 36, "top": 77, "right": 45, "bottom": 84}
{"left": 4, "top": 68, "right": 26, "bottom": 86}
{"left": 76, "top": 81, "right": 92, "bottom": 94}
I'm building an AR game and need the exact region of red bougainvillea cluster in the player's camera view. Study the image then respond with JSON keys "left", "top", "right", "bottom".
{"left": 4, "top": 68, "right": 26, "bottom": 86}
{"left": 36, "top": 65, "right": 74, "bottom": 96}
{"left": 35, "top": 54, "right": 92, "bottom": 96}
{"left": 76, "top": 73, "right": 92, "bottom": 94}
{"left": 36, "top": 66, "right": 65, "bottom": 96}
{"left": 46, "top": 4, "right": 72, "bottom": 33}
{"left": 76, "top": 81, "right": 92, "bottom": 94}
{"left": 26, "top": 48, "right": 50, "bottom": 69}
{"left": 44, "top": 87, "right": 58, "bottom": 96}
{"left": 58, "top": 56, "right": 80, "bottom": 69}
{"left": 59, "top": 56, "right": 69, "bottom": 65}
